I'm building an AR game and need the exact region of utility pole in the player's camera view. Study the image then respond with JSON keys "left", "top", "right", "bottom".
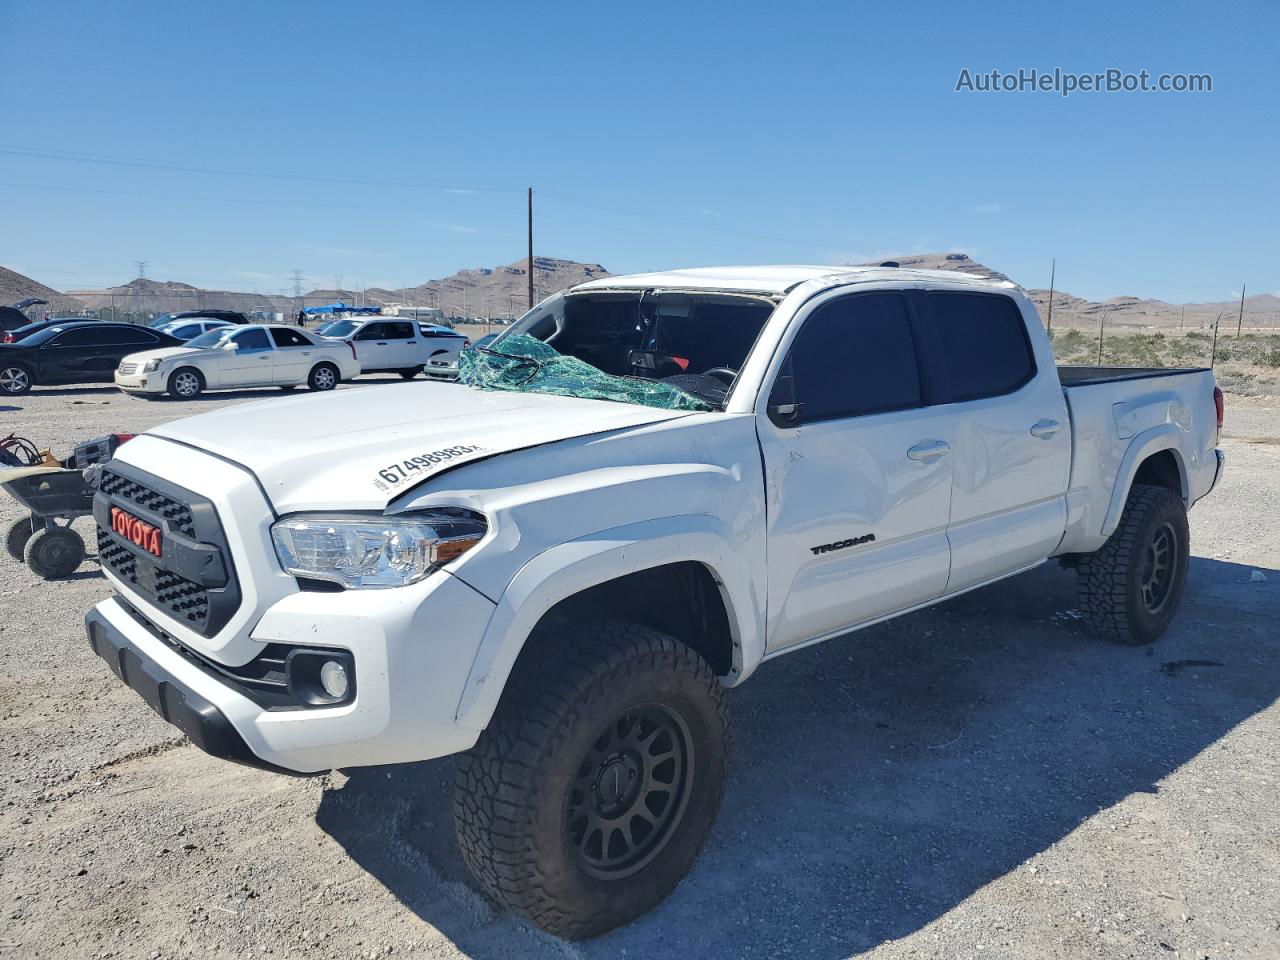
{"left": 1045, "top": 258, "right": 1056, "bottom": 332}
{"left": 1209, "top": 311, "right": 1223, "bottom": 367}
{"left": 1096, "top": 309, "right": 1109, "bottom": 365}
{"left": 1179, "top": 306, "right": 1184, "bottom": 331}
{"left": 1235, "top": 283, "right": 1246, "bottom": 336}
{"left": 527, "top": 186, "right": 534, "bottom": 310}
{"left": 134, "top": 260, "right": 149, "bottom": 280}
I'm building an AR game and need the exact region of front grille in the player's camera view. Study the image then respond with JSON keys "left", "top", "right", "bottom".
{"left": 98, "top": 529, "right": 210, "bottom": 627}
{"left": 95, "top": 464, "right": 240, "bottom": 637}
{"left": 117, "top": 362, "right": 137, "bottom": 375}
{"left": 99, "top": 469, "right": 196, "bottom": 538}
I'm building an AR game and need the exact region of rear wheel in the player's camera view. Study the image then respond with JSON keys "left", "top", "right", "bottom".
{"left": 0, "top": 364, "right": 32, "bottom": 395}
{"left": 5, "top": 517, "right": 34, "bottom": 562}
{"left": 167, "top": 367, "right": 204, "bottom": 400}
{"left": 1077, "top": 483, "right": 1189, "bottom": 645}
{"left": 454, "top": 622, "right": 728, "bottom": 939}
{"left": 23, "top": 526, "right": 85, "bottom": 579}
{"left": 308, "top": 363, "right": 339, "bottom": 391}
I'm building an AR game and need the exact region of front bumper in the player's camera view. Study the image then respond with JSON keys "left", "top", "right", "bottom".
{"left": 86, "top": 604, "right": 303, "bottom": 776}
{"left": 114, "top": 370, "right": 165, "bottom": 394}
{"left": 86, "top": 565, "right": 495, "bottom": 773}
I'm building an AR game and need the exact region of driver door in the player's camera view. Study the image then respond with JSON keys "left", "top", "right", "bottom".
{"left": 758, "top": 290, "right": 954, "bottom": 653}
{"left": 218, "top": 328, "right": 275, "bottom": 386}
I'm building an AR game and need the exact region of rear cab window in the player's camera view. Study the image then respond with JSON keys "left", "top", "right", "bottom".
{"left": 920, "top": 292, "right": 1035, "bottom": 401}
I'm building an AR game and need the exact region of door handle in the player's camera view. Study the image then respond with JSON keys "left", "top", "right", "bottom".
{"left": 906, "top": 439, "right": 950, "bottom": 462}
{"left": 1030, "top": 419, "right": 1061, "bottom": 439}
{"left": 377, "top": 342, "right": 388, "bottom": 346}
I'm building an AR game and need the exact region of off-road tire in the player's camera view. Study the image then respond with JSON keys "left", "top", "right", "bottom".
{"left": 1077, "top": 483, "right": 1189, "bottom": 645}
{"left": 167, "top": 367, "right": 204, "bottom": 400}
{"left": 454, "top": 622, "right": 728, "bottom": 939}
{"left": 0, "top": 364, "right": 33, "bottom": 395}
{"left": 398, "top": 366, "right": 423, "bottom": 380}
{"left": 23, "top": 526, "right": 85, "bottom": 579}
{"left": 5, "top": 517, "right": 34, "bottom": 562}
{"left": 308, "top": 363, "right": 339, "bottom": 391}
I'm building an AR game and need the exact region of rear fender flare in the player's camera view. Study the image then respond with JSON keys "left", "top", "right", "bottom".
{"left": 1100, "top": 425, "right": 1188, "bottom": 538}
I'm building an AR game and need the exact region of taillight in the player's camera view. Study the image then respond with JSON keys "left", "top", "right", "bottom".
{"left": 2, "top": 332, "right": 12, "bottom": 343}
{"left": 1213, "top": 386, "right": 1224, "bottom": 434}
{"left": 463, "top": 340, "right": 471, "bottom": 348}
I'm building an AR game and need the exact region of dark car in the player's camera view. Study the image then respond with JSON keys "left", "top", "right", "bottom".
{"left": 0, "top": 322, "right": 182, "bottom": 395}
{"left": 2, "top": 316, "right": 102, "bottom": 344}
{"left": 147, "top": 310, "right": 249, "bottom": 329}
{"left": 0, "top": 306, "right": 34, "bottom": 335}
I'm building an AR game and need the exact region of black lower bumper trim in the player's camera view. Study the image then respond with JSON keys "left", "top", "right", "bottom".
{"left": 85, "top": 605, "right": 315, "bottom": 777}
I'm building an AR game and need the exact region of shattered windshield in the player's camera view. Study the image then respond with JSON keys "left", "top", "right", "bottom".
{"left": 458, "top": 291, "right": 774, "bottom": 411}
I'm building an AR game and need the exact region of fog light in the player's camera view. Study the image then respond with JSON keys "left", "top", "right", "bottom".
{"left": 319, "top": 660, "right": 349, "bottom": 700}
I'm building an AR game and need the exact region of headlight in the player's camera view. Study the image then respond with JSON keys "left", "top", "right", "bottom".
{"left": 142, "top": 359, "right": 162, "bottom": 373}
{"left": 270, "top": 511, "right": 486, "bottom": 588}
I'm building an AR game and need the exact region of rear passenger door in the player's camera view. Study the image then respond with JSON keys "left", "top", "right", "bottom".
{"left": 757, "top": 290, "right": 955, "bottom": 653}
{"left": 268, "top": 326, "right": 317, "bottom": 383}
{"left": 914, "top": 290, "right": 1071, "bottom": 592}
{"left": 379, "top": 321, "right": 420, "bottom": 369}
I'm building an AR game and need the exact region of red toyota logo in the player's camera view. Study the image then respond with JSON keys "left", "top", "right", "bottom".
{"left": 110, "top": 506, "right": 163, "bottom": 557}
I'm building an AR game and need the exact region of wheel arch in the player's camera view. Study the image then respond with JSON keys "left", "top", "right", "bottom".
{"left": 1101, "top": 427, "right": 1188, "bottom": 538}
{"left": 453, "top": 515, "right": 763, "bottom": 732}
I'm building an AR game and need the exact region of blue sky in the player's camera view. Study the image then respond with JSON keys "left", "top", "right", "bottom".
{"left": 1, "top": 0, "right": 1275, "bottom": 303}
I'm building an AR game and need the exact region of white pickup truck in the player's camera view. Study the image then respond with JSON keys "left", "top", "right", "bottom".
{"left": 315, "top": 316, "right": 468, "bottom": 378}
{"left": 85, "top": 264, "right": 1224, "bottom": 938}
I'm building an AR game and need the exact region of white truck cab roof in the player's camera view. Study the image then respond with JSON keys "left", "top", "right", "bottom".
{"left": 571, "top": 264, "right": 1017, "bottom": 297}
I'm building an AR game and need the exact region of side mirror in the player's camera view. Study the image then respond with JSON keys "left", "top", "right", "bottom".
{"left": 767, "top": 402, "right": 803, "bottom": 427}
{"left": 222, "top": 341, "right": 238, "bottom": 351}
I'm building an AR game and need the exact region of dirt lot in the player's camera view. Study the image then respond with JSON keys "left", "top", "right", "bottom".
{"left": 1, "top": 380, "right": 1277, "bottom": 960}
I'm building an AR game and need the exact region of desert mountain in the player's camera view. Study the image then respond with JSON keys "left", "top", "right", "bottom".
{"left": 4, "top": 255, "right": 1274, "bottom": 330}
{"left": 0, "top": 265, "right": 89, "bottom": 314}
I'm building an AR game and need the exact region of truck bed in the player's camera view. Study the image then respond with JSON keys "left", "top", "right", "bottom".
{"left": 1057, "top": 365, "right": 1210, "bottom": 387}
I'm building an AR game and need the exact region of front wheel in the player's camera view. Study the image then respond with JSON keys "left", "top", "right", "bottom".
{"left": 454, "top": 622, "right": 727, "bottom": 939}
{"left": 0, "top": 365, "right": 32, "bottom": 395}
{"left": 1077, "top": 483, "right": 1190, "bottom": 645}
{"left": 308, "top": 363, "right": 339, "bottom": 391}
{"left": 167, "top": 367, "right": 204, "bottom": 400}
{"left": 399, "top": 366, "right": 423, "bottom": 380}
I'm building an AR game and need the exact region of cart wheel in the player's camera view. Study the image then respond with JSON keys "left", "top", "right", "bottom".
{"left": 24, "top": 527, "right": 86, "bottom": 579}
{"left": 5, "top": 517, "right": 34, "bottom": 562}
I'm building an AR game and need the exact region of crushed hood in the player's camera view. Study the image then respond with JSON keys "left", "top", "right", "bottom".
{"left": 149, "top": 381, "right": 692, "bottom": 512}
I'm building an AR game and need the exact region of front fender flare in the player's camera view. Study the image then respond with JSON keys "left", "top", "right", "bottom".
{"left": 452, "top": 514, "right": 763, "bottom": 731}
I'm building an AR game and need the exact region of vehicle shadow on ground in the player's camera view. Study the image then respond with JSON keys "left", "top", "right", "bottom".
{"left": 316, "top": 556, "right": 1279, "bottom": 958}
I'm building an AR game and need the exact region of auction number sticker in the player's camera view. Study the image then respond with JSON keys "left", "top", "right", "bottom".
{"left": 373, "top": 444, "right": 488, "bottom": 490}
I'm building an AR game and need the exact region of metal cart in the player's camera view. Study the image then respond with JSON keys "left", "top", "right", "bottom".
{"left": 2, "top": 466, "right": 94, "bottom": 579}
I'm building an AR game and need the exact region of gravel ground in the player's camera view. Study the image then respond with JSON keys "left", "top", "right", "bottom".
{"left": 1, "top": 381, "right": 1277, "bottom": 960}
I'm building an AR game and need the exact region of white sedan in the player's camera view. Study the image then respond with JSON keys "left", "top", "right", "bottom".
{"left": 115, "top": 324, "right": 361, "bottom": 399}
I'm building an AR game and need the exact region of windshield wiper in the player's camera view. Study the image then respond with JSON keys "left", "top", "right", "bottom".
{"left": 474, "top": 345, "right": 545, "bottom": 385}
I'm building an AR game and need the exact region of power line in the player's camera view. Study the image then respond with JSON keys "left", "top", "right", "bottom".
{"left": 0, "top": 144, "right": 520, "bottom": 194}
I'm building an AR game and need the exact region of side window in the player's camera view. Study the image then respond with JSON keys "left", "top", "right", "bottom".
{"left": 50, "top": 329, "right": 105, "bottom": 347}
{"left": 353, "top": 323, "right": 385, "bottom": 340}
{"left": 771, "top": 293, "right": 921, "bottom": 422}
{"left": 113, "top": 327, "right": 157, "bottom": 345}
{"left": 922, "top": 293, "right": 1035, "bottom": 401}
{"left": 387, "top": 321, "right": 415, "bottom": 339}
{"left": 174, "top": 324, "right": 201, "bottom": 339}
{"left": 231, "top": 328, "right": 272, "bottom": 352}
{"left": 270, "top": 327, "right": 312, "bottom": 348}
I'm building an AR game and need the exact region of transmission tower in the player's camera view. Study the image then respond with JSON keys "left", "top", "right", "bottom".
{"left": 291, "top": 270, "right": 304, "bottom": 297}
{"left": 134, "top": 260, "right": 149, "bottom": 279}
